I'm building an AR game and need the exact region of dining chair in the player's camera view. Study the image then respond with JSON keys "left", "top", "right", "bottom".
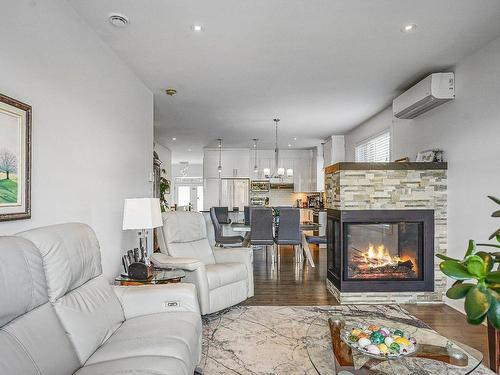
{"left": 250, "top": 207, "right": 275, "bottom": 253}
{"left": 214, "top": 206, "right": 231, "bottom": 224}
{"left": 244, "top": 206, "right": 251, "bottom": 226}
{"left": 275, "top": 207, "right": 302, "bottom": 262}
{"left": 210, "top": 207, "right": 244, "bottom": 247}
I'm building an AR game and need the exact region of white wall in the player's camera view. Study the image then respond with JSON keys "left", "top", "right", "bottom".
{"left": 0, "top": 0, "right": 153, "bottom": 280}
{"left": 344, "top": 35, "right": 500, "bottom": 311}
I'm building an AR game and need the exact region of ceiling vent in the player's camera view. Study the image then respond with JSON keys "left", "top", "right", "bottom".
{"left": 108, "top": 13, "right": 129, "bottom": 28}
{"left": 393, "top": 73, "right": 455, "bottom": 119}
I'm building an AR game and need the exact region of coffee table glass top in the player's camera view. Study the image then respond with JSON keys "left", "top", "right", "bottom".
{"left": 306, "top": 313, "right": 483, "bottom": 375}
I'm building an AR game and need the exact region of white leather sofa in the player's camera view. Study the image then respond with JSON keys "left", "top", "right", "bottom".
{"left": 0, "top": 223, "right": 202, "bottom": 375}
{"left": 153, "top": 211, "right": 254, "bottom": 315}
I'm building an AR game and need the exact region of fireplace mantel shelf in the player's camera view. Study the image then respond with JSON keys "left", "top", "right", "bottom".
{"left": 325, "top": 162, "right": 448, "bottom": 174}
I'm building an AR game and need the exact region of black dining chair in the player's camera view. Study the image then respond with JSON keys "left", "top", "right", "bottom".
{"left": 210, "top": 207, "right": 244, "bottom": 247}
{"left": 250, "top": 207, "right": 274, "bottom": 252}
{"left": 275, "top": 207, "right": 302, "bottom": 262}
{"left": 214, "top": 206, "right": 231, "bottom": 224}
{"left": 244, "top": 206, "right": 251, "bottom": 226}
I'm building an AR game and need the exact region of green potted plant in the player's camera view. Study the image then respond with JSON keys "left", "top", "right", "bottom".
{"left": 159, "top": 168, "right": 170, "bottom": 213}
{"left": 437, "top": 196, "right": 500, "bottom": 371}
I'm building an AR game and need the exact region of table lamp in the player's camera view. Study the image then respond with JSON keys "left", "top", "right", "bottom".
{"left": 122, "top": 198, "right": 163, "bottom": 258}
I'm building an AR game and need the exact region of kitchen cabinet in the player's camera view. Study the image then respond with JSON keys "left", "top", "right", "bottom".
{"left": 204, "top": 149, "right": 250, "bottom": 178}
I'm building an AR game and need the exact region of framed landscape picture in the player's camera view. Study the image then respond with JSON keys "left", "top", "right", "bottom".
{"left": 0, "top": 94, "right": 31, "bottom": 221}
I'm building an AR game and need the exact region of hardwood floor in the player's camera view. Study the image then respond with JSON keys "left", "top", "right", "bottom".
{"left": 242, "top": 245, "right": 490, "bottom": 367}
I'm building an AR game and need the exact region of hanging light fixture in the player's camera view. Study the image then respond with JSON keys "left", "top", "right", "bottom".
{"left": 252, "top": 138, "right": 259, "bottom": 173}
{"left": 272, "top": 118, "right": 293, "bottom": 179}
{"left": 217, "top": 138, "right": 222, "bottom": 174}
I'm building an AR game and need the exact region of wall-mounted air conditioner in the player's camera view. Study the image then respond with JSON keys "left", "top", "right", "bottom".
{"left": 393, "top": 73, "right": 455, "bottom": 119}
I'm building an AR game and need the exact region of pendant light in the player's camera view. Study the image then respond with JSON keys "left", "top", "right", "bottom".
{"left": 217, "top": 138, "right": 222, "bottom": 174}
{"left": 252, "top": 138, "right": 259, "bottom": 173}
{"left": 272, "top": 118, "right": 293, "bottom": 179}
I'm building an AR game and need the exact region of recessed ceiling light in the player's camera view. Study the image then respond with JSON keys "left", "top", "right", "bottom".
{"left": 188, "top": 148, "right": 192, "bottom": 152}
{"left": 172, "top": 137, "right": 177, "bottom": 141}
{"left": 191, "top": 25, "right": 203, "bottom": 32}
{"left": 108, "top": 13, "right": 129, "bottom": 28}
{"left": 288, "top": 144, "right": 292, "bottom": 147}
{"left": 293, "top": 137, "right": 297, "bottom": 141}
{"left": 401, "top": 23, "right": 417, "bottom": 33}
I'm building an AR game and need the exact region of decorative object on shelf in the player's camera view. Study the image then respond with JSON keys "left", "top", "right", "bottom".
{"left": 217, "top": 138, "right": 223, "bottom": 174}
{"left": 0, "top": 94, "right": 31, "bottom": 221}
{"left": 395, "top": 157, "right": 410, "bottom": 163}
{"left": 252, "top": 138, "right": 259, "bottom": 173}
{"left": 122, "top": 198, "right": 163, "bottom": 257}
{"left": 436, "top": 195, "right": 500, "bottom": 373}
{"left": 271, "top": 118, "right": 293, "bottom": 179}
{"left": 416, "top": 149, "right": 444, "bottom": 162}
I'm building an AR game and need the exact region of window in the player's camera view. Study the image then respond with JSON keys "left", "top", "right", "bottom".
{"left": 355, "top": 131, "right": 391, "bottom": 162}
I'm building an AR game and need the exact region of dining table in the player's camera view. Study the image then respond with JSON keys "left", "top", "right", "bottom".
{"left": 230, "top": 222, "right": 320, "bottom": 267}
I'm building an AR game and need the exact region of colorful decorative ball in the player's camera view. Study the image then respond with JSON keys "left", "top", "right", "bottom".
{"left": 365, "top": 344, "right": 381, "bottom": 355}
{"left": 393, "top": 329, "right": 404, "bottom": 337}
{"left": 358, "top": 332, "right": 369, "bottom": 340}
{"left": 389, "top": 342, "right": 401, "bottom": 353}
{"left": 384, "top": 336, "right": 394, "bottom": 346}
{"left": 351, "top": 328, "right": 362, "bottom": 336}
{"left": 367, "top": 325, "right": 380, "bottom": 332}
{"left": 395, "top": 337, "right": 411, "bottom": 347}
{"left": 378, "top": 343, "right": 389, "bottom": 354}
{"left": 378, "top": 329, "right": 389, "bottom": 337}
{"left": 348, "top": 334, "right": 358, "bottom": 343}
{"left": 357, "top": 337, "right": 371, "bottom": 348}
{"left": 409, "top": 337, "right": 417, "bottom": 345}
{"left": 370, "top": 331, "right": 385, "bottom": 345}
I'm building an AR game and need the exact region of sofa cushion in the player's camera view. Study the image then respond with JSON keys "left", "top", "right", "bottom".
{"left": 0, "top": 237, "right": 48, "bottom": 326}
{"left": 55, "top": 275, "right": 124, "bottom": 364}
{"left": 0, "top": 303, "right": 80, "bottom": 375}
{"left": 17, "top": 223, "right": 102, "bottom": 301}
{"left": 206, "top": 263, "right": 247, "bottom": 290}
{"left": 0, "top": 236, "right": 80, "bottom": 375}
{"left": 85, "top": 311, "right": 201, "bottom": 372}
{"left": 76, "top": 356, "right": 189, "bottom": 375}
{"left": 162, "top": 212, "right": 216, "bottom": 264}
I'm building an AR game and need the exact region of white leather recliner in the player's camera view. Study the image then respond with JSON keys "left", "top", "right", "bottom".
{"left": 1, "top": 223, "right": 202, "bottom": 375}
{"left": 153, "top": 211, "right": 254, "bottom": 315}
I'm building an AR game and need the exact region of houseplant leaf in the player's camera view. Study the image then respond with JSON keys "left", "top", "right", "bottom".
{"left": 467, "top": 314, "right": 487, "bottom": 325}
{"left": 464, "top": 240, "right": 476, "bottom": 258}
{"left": 488, "top": 298, "right": 500, "bottom": 330}
{"left": 492, "top": 210, "right": 500, "bottom": 218}
{"left": 435, "top": 253, "right": 460, "bottom": 262}
{"left": 486, "top": 271, "right": 500, "bottom": 284}
{"left": 446, "top": 283, "right": 474, "bottom": 299}
{"left": 489, "top": 229, "right": 500, "bottom": 241}
{"left": 465, "top": 255, "right": 486, "bottom": 278}
{"left": 488, "top": 196, "right": 500, "bottom": 206}
{"left": 465, "top": 286, "right": 491, "bottom": 320}
{"left": 476, "top": 251, "right": 494, "bottom": 273}
{"left": 439, "top": 260, "right": 473, "bottom": 280}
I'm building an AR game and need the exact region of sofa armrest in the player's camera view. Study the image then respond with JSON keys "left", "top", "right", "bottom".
{"left": 213, "top": 247, "right": 254, "bottom": 298}
{"left": 213, "top": 247, "right": 252, "bottom": 264}
{"left": 151, "top": 253, "right": 203, "bottom": 271}
{"left": 113, "top": 283, "right": 200, "bottom": 319}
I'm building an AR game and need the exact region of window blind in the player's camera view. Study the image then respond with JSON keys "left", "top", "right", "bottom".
{"left": 355, "top": 131, "right": 391, "bottom": 162}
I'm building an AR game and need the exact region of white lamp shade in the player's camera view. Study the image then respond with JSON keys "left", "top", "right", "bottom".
{"left": 263, "top": 168, "right": 271, "bottom": 177}
{"left": 277, "top": 167, "right": 285, "bottom": 176}
{"left": 286, "top": 168, "right": 294, "bottom": 177}
{"left": 122, "top": 198, "right": 163, "bottom": 230}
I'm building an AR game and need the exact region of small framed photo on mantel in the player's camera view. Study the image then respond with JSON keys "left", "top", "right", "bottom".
{"left": 0, "top": 94, "right": 32, "bottom": 221}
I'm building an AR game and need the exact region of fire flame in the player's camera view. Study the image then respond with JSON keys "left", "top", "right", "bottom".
{"left": 362, "top": 243, "right": 399, "bottom": 268}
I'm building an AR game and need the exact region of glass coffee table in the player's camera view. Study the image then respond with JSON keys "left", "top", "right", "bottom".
{"left": 115, "top": 268, "right": 185, "bottom": 286}
{"left": 306, "top": 313, "right": 484, "bottom": 375}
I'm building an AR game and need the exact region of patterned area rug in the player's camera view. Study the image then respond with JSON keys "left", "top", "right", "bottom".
{"left": 200, "top": 305, "right": 493, "bottom": 375}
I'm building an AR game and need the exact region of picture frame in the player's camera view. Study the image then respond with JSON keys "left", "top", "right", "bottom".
{"left": 0, "top": 94, "right": 32, "bottom": 221}
{"left": 416, "top": 149, "right": 444, "bottom": 163}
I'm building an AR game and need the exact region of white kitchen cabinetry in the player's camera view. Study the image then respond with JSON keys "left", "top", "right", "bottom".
{"left": 204, "top": 149, "right": 250, "bottom": 178}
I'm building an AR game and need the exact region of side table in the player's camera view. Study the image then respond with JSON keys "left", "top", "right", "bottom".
{"left": 115, "top": 268, "right": 186, "bottom": 286}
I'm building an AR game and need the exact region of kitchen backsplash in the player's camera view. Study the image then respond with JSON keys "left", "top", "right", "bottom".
{"left": 268, "top": 190, "right": 308, "bottom": 207}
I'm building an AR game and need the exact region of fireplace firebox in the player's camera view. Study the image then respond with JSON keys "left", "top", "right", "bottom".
{"left": 327, "top": 209, "right": 434, "bottom": 293}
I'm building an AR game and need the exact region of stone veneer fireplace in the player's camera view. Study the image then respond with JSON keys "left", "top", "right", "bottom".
{"left": 324, "top": 162, "right": 447, "bottom": 304}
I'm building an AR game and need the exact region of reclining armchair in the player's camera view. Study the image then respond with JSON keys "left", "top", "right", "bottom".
{"left": 153, "top": 211, "right": 254, "bottom": 315}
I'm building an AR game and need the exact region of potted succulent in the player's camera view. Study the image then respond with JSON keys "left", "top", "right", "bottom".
{"left": 436, "top": 195, "right": 500, "bottom": 371}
